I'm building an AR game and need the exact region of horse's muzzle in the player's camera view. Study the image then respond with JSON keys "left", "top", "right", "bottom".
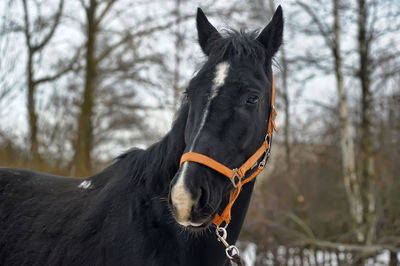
{"left": 169, "top": 165, "right": 216, "bottom": 227}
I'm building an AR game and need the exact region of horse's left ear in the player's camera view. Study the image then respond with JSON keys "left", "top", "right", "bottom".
{"left": 196, "top": 8, "right": 222, "bottom": 56}
{"left": 257, "top": 5, "right": 284, "bottom": 56}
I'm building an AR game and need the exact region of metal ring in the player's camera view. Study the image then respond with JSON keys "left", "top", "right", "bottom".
{"left": 225, "top": 245, "right": 240, "bottom": 259}
{"left": 216, "top": 227, "right": 227, "bottom": 240}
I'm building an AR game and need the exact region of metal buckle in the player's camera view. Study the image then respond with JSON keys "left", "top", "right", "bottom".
{"left": 230, "top": 168, "right": 240, "bottom": 188}
{"left": 257, "top": 140, "right": 271, "bottom": 169}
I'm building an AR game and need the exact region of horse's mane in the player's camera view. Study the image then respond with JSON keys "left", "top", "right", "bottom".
{"left": 208, "top": 30, "right": 266, "bottom": 62}
{"left": 108, "top": 102, "right": 189, "bottom": 192}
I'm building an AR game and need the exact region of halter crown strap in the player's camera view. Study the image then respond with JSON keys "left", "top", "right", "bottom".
{"left": 179, "top": 75, "right": 278, "bottom": 227}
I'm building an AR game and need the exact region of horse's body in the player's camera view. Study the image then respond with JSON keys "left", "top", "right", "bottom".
{"left": 0, "top": 7, "right": 283, "bottom": 266}
{"left": 0, "top": 108, "right": 252, "bottom": 265}
{"left": 0, "top": 123, "right": 241, "bottom": 265}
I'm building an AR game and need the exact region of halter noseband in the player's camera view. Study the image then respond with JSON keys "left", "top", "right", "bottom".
{"left": 179, "top": 75, "right": 278, "bottom": 227}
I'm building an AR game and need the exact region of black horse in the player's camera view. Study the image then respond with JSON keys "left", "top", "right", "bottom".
{"left": 0, "top": 7, "right": 283, "bottom": 266}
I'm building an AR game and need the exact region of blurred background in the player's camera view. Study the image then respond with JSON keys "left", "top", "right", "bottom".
{"left": 0, "top": 0, "right": 399, "bottom": 265}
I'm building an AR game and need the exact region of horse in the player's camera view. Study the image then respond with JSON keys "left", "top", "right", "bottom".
{"left": 0, "top": 6, "right": 283, "bottom": 266}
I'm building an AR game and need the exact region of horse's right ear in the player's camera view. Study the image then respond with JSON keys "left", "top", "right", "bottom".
{"left": 196, "top": 8, "right": 221, "bottom": 56}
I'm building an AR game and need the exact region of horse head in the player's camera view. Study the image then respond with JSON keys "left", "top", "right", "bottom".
{"left": 169, "top": 7, "right": 283, "bottom": 229}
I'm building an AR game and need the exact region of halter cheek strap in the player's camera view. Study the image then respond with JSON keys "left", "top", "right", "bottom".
{"left": 179, "top": 75, "right": 278, "bottom": 227}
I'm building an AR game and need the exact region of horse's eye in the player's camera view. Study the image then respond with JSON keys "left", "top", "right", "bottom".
{"left": 246, "top": 95, "right": 259, "bottom": 105}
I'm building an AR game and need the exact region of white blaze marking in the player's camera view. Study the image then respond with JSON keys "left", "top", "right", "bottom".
{"left": 189, "top": 61, "right": 229, "bottom": 151}
{"left": 171, "top": 164, "right": 193, "bottom": 221}
{"left": 78, "top": 180, "right": 92, "bottom": 189}
{"left": 171, "top": 62, "right": 230, "bottom": 224}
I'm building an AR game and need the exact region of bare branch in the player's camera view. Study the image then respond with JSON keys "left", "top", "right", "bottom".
{"left": 33, "top": 46, "right": 82, "bottom": 85}
{"left": 32, "top": 0, "right": 64, "bottom": 52}
{"left": 95, "top": 0, "right": 118, "bottom": 27}
{"left": 296, "top": 0, "right": 335, "bottom": 49}
{"left": 96, "top": 14, "right": 194, "bottom": 64}
{"left": 78, "top": 0, "right": 88, "bottom": 12}
{"left": 21, "top": 0, "right": 32, "bottom": 49}
{"left": 304, "top": 99, "right": 336, "bottom": 112}
{"left": 0, "top": 20, "right": 24, "bottom": 35}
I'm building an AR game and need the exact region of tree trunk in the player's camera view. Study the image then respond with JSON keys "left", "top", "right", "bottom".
{"left": 280, "top": 45, "right": 291, "bottom": 178}
{"left": 74, "top": 0, "right": 97, "bottom": 177}
{"left": 22, "top": 0, "right": 41, "bottom": 169}
{"left": 172, "top": 0, "right": 182, "bottom": 112}
{"left": 21, "top": 0, "right": 64, "bottom": 170}
{"left": 389, "top": 250, "right": 398, "bottom": 266}
{"left": 332, "top": 0, "right": 364, "bottom": 243}
{"left": 27, "top": 51, "right": 41, "bottom": 168}
{"left": 357, "top": 0, "right": 377, "bottom": 245}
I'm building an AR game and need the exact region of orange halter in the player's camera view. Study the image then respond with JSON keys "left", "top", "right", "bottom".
{"left": 179, "top": 75, "right": 278, "bottom": 227}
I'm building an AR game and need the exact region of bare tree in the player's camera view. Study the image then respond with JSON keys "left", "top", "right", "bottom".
{"left": 73, "top": 0, "right": 100, "bottom": 176}
{"left": 356, "top": 0, "right": 376, "bottom": 246}
{"left": 295, "top": 0, "right": 375, "bottom": 244}
{"left": 0, "top": 2, "right": 21, "bottom": 118}
{"left": 332, "top": 0, "right": 364, "bottom": 243}
{"left": 19, "top": 0, "right": 76, "bottom": 169}
{"left": 172, "top": 0, "right": 183, "bottom": 112}
{"left": 72, "top": 0, "right": 198, "bottom": 176}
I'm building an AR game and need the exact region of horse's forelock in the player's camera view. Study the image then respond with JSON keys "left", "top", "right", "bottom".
{"left": 207, "top": 30, "right": 266, "bottom": 63}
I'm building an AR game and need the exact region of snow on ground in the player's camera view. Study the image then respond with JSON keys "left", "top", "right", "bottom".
{"left": 239, "top": 242, "right": 398, "bottom": 266}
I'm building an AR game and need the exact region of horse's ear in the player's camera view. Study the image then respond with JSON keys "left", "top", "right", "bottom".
{"left": 196, "top": 8, "right": 221, "bottom": 56}
{"left": 257, "top": 5, "right": 283, "bottom": 56}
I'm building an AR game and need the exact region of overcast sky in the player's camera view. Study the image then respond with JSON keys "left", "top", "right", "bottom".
{"left": 1, "top": 0, "right": 398, "bottom": 159}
